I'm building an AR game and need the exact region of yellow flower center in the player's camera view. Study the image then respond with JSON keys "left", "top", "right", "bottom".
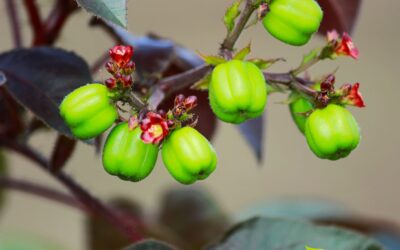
{"left": 149, "top": 124, "right": 163, "bottom": 138}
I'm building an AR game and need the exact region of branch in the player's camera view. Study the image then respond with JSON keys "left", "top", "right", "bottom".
{"left": 23, "top": 0, "right": 45, "bottom": 46}
{"left": 1, "top": 140, "right": 144, "bottom": 242}
{"left": 5, "top": 0, "right": 23, "bottom": 47}
{"left": 220, "top": 0, "right": 259, "bottom": 51}
{"left": 0, "top": 176, "right": 85, "bottom": 211}
{"left": 44, "top": 0, "right": 79, "bottom": 45}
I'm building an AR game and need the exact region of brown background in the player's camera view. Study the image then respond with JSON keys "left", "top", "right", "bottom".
{"left": 0, "top": 0, "right": 399, "bottom": 249}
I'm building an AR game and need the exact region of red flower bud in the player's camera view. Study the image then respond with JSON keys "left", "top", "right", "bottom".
{"left": 105, "top": 78, "right": 117, "bottom": 89}
{"left": 122, "top": 75, "right": 133, "bottom": 88}
{"left": 124, "top": 61, "right": 136, "bottom": 75}
{"left": 105, "top": 61, "right": 117, "bottom": 74}
{"left": 140, "top": 112, "right": 169, "bottom": 144}
{"left": 109, "top": 45, "right": 134, "bottom": 67}
{"left": 183, "top": 95, "right": 198, "bottom": 110}
{"left": 321, "top": 74, "right": 335, "bottom": 93}
{"left": 174, "top": 94, "right": 185, "bottom": 107}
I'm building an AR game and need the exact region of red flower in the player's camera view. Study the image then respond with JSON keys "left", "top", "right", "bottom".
{"left": 140, "top": 112, "right": 169, "bottom": 144}
{"left": 327, "top": 31, "right": 359, "bottom": 59}
{"left": 342, "top": 83, "right": 366, "bottom": 108}
{"left": 335, "top": 33, "right": 359, "bottom": 59}
{"left": 109, "top": 45, "right": 134, "bottom": 67}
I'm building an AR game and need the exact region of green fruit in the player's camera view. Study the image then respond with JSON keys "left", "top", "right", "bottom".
{"left": 162, "top": 127, "right": 217, "bottom": 185}
{"left": 209, "top": 60, "right": 267, "bottom": 124}
{"left": 305, "top": 104, "right": 360, "bottom": 160}
{"left": 262, "top": 0, "right": 323, "bottom": 46}
{"left": 60, "top": 83, "right": 118, "bottom": 139}
{"left": 102, "top": 123, "right": 159, "bottom": 182}
{"left": 289, "top": 93, "right": 314, "bottom": 134}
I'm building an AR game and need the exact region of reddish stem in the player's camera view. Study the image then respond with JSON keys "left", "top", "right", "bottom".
{"left": 0, "top": 176, "right": 86, "bottom": 211}
{"left": 1, "top": 139, "right": 144, "bottom": 242}
{"left": 5, "top": 0, "right": 23, "bottom": 47}
{"left": 23, "top": 0, "right": 46, "bottom": 46}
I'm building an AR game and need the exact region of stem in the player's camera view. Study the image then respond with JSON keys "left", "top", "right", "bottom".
{"left": 23, "top": 0, "right": 45, "bottom": 46}
{"left": 0, "top": 176, "right": 85, "bottom": 211}
{"left": 1, "top": 140, "right": 144, "bottom": 242}
{"left": 291, "top": 56, "right": 320, "bottom": 76}
{"left": 5, "top": 0, "right": 23, "bottom": 47}
{"left": 44, "top": 0, "right": 78, "bottom": 45}
{"left": 148, "top": 65, "right": 212, "bottom": 109}
{"left": 220, "top": 0, "right": 259, "bottom": 51}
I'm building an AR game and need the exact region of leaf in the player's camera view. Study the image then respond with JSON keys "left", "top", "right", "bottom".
{"left": 237, "top": 115, "right": 264, "bottom": 162}
{"left": 208, "top": 217, "right": 383, "bottom": 250}
{"left": 158, "top": 187, "right": 230, "bottom": 250}
{"left": 317, "top": 0, "right": 363, "bottom": 35}
{"left": 122, "top": 240, "right": 176, "bottom": 250}
{"left": 247, "top": 58, "right": 285, "bottom": 70}
{"left": 49, "top": 135, "right": 77, "bottom": 172}
{"left": 233, "top": 43, "right": 251, "bottom": 60}
{"left": 0, "top": 47, "right": 92, "bottom": 137}
{"left": 76, "top": 0, "right": 128, "bottom": 28}
{"left": 87, "top": 198, "right": 143, "bottom": 250}
{"left": 198, "top": 52, "right": 227, "bottom": 66}
{"left": 224, "top": 1, "right": 242, "bottom": 33}
{"left": 191, "top": 74, "right": 211, "bottom": 90}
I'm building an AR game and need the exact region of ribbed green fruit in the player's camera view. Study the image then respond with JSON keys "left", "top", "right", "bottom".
{"left": 289, "top": 93, "right": 314, "bottom": 134}
{"left": 209, "top": 60, "right": 267, "bottom": 124}
{"left": 59, "top": 83, "right": 117, "bottom": 139}
{"left": 102, "top": 123, "right": 159, "bottom": 182}
{"left": 162, "top": 127, "right": 217, "bottom": 185}
{"left": 305, "top": 104, "right": 360, "bottom": 160}
{"left": 262, "top": 0, "right": 323, "bottom": 46}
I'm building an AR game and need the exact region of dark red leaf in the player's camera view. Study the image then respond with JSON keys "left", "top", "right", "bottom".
{"left": 317, "top": 0, "right": 363, "bottom": 34}
{"left": 49, "top": 135, "right": 76, "bottom": 172}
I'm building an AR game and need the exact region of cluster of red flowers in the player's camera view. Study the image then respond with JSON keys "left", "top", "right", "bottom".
{"left": 105, "top": 45, "right": 135, "bottom": 89}
{"left": 127, "top": 94, "right": 198, "bottom": 145}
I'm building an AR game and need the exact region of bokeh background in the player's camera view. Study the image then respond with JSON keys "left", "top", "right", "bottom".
{"left": 0, "top": 0, "right": 399, "bottom": 249}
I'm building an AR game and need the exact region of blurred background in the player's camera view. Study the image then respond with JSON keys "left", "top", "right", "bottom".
{"left": 0, "top": 0, "right": 399, "bottom": 249}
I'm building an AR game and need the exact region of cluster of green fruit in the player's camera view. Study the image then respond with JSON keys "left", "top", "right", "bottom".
{"left": 60, "top": 84, "right": 216, "bottom": 184}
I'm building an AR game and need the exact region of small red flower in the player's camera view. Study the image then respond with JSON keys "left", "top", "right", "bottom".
{"left": 327, "top": 31, "right": 359, "bottom": 59}
{"left": 105, "top": 78, "right": 116, "bottom": 89}
{"left": 335, "top": 33, "right": 359, "bottom": 59}
{"left": 140, "top": 112, "right": 169, "bottom": 144}
{"left": 342, "top": 83, "right": 366, "bottom": 108}
{"left": 109, "top": 45, "right": 134, "bottom": 67}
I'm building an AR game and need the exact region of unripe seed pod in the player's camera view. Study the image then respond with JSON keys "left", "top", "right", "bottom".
{"left": 305, "top": 104, "right": 360, "bottom": 160}
{"left": 209, "top": 60, "right": 267, "bottom": 124}
{"left": 102, "top": 123, "right": 159, "bottom": 181}
{"left": 289, "top": 93, "right": 314, "bottom": 134}
{"left": 262, "top": 0, "right": 323, "bottom": 46}
{"left": 59, "top": 83, "right": 118, "bottom": 139}
{"left": 162, "top": 127, "right": 217, "bottom": 185}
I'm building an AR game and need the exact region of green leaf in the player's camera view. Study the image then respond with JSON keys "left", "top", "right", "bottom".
{"left": 224, "top": 1, "right": 242, "bottom": 33}
{"left": 122, "top": 240, "right": 176, "bottom": 250}
{"left": 191, "top": 74, "right": 212, "bottom": 90}
{"left": 247, "top": 58, "right": 285, "bottom": 70}
{"left": 302, "top": 48, "right": 320, "bottom": 65}
{"left": 198, "top": 52, "right": 227, "bottom": 66}
{"left": 208, "top": 217, "right": 383, "bottom": 250}
{"left": 233, "top": 43, "right": 251, "bottom": 60}
{"left": 76, "top": 0, "right": 128, "bottom": 28}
